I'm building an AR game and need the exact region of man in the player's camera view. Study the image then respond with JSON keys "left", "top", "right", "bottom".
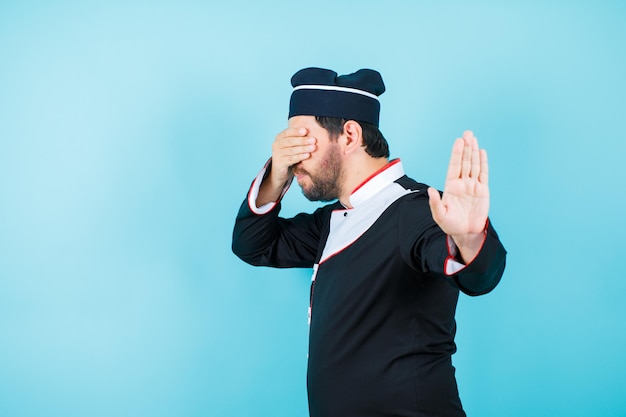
{"left": 232, "top": 67, "right": 506, "bottom": 417}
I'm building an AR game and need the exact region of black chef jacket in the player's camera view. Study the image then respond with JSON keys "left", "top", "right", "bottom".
{"left": 232, "top": 159, "right": 506, "bottom": 417}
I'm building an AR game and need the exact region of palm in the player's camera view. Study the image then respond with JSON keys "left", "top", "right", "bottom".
{"left": 428, "top": 131, "right": 490, "bottom": 236}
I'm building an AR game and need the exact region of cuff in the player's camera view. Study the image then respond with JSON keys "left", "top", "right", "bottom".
{"left": 444, "top": 221, "right": 489, "bottom": 276}
{"left": 247, "top": 158, "right": 293, "bottom": 215}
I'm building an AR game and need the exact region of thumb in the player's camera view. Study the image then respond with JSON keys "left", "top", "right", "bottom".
{"left": 427, "top": 187, "right": 445, "bottom": 223}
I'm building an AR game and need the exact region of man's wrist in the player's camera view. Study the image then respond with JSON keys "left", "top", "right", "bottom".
{"left": 248, "top": 158, "right": 292, "bottom": 214}
{"left": 258, "top": 179, "right": 284, "bottom": 207}
{"left": 450, "top": 226, "right": 488, "bottom": 264}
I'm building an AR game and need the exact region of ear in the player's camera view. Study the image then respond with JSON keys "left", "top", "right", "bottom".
{"left": 340, "top": 120, "right": 363, "bottom": 155}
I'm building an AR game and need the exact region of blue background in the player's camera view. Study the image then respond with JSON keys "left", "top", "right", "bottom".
{"left": 1, "top": 1, "right": 625, "bottom": 416}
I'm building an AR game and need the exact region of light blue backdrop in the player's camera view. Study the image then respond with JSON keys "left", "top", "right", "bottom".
{"left": 1, "top": 1, "right": 625, "bottom": 416}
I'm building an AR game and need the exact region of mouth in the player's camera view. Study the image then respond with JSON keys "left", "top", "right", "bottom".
{"left": 295, "top": 174, "right": 308, "bottom": 185}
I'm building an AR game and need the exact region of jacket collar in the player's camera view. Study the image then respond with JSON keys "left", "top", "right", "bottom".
{"left": 349, "top": 159, "right": 404, "bottom": 207}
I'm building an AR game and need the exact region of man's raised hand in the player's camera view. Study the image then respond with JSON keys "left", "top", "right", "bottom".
{"left": 256, "top": 127, "right": 316, "bottom": 206}
{"left": 427, "top": 130, "right": 489, "bottom": 263}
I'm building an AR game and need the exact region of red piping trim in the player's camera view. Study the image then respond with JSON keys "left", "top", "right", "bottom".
{"left": 350, "top": 159, "right": 401, "bottom": 195}
{"left": 246, "top": 159, "right": 286, "bottom": 215}
{"left": 318, "top": 232, "right": 364, "bottom": 266}
{"left": 308, "top": 243, "right": 352, "bottom": 324}
{"left": 444, "top": 219, "right": 489, "bottom": 276}
{"left": 246, "top": 179, "right": 279, "bottom": 215}
{"left": 319, "top": 248, "right": 347, "bottom": 266}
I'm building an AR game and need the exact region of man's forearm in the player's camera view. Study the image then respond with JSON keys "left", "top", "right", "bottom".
{"left": 257, "top": 173, "right": 289, "bottom": 207}
{"left": 451, "top": 231, "right": 486, "bottom": 265}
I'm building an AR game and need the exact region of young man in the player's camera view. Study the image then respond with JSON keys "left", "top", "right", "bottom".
{"left": 232, "top": 67, "right": 506, "bottom": 417}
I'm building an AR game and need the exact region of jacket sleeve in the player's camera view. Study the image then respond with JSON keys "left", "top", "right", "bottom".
{"left": 231, "top": 162, "right": 328, "bottom": 268}
{"left": 445, "top": 221, "right": 506, "bottom": 296}
{"left": 399, "top": 192, "right": 507, "bottom": 296}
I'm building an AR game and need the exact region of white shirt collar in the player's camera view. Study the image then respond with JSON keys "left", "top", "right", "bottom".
{"left": 349, "top": 159, "right": 405, "bottom": 207}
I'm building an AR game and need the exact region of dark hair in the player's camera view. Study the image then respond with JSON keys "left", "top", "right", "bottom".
{"left": 315, "top": 116, "right": 390, "bottom": 158}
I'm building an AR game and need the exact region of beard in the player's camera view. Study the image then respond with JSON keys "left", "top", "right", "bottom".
{"left": 296, "top": 144, "right": 343, "bottom": 202}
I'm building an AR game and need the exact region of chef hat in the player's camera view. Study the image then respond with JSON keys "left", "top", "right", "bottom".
{"left": 288, "top": 67, "right": 386, "bottom": 127}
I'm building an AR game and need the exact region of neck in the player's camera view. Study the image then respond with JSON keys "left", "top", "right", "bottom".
{"left": 338, "top": 157, "right": 390, "bottom": 208}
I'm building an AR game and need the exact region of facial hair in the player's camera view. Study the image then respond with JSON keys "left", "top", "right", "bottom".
{"left": 298, "top": 144, "right": 343, "bottom": 202}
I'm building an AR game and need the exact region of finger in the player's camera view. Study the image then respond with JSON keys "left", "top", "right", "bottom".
{"left": 445, "top": 138, "right": 464, "bottom": 181}
{"left": 282, "top": 143, "right": 316, "bottom": 158}
{"left": 285, "top": 135, "right": 316, "bottom": 148}
{"left": 427, "top": 187, "right": 446, "bottom": 223}
{"left": 460, "top": 132, "right": 473, "bottom": 178}
{"left": 478, "top": 149, "right": 489, "bottom": 184}
{"left": 274, "top": 135, "right": 316, "bottom": 153}
{"left": 275, "top": 142, "right": 315, "bottom": 161}
{"left": 470, "top": 135, "right": 480, "bottom": 179}
{"left": 284, "top": 152, "right": 311, "bottom": 166}
{"left": 277, "top": 127, "right": 308, "bottom": 139}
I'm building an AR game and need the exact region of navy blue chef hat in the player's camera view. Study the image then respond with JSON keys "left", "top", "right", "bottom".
{"left": 288, "top": 67, "right": 386, "bottom": 127}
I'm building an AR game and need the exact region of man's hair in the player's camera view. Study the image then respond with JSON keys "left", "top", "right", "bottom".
{"left": 315, "top": 116, "right": 390, "bottom": 159}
